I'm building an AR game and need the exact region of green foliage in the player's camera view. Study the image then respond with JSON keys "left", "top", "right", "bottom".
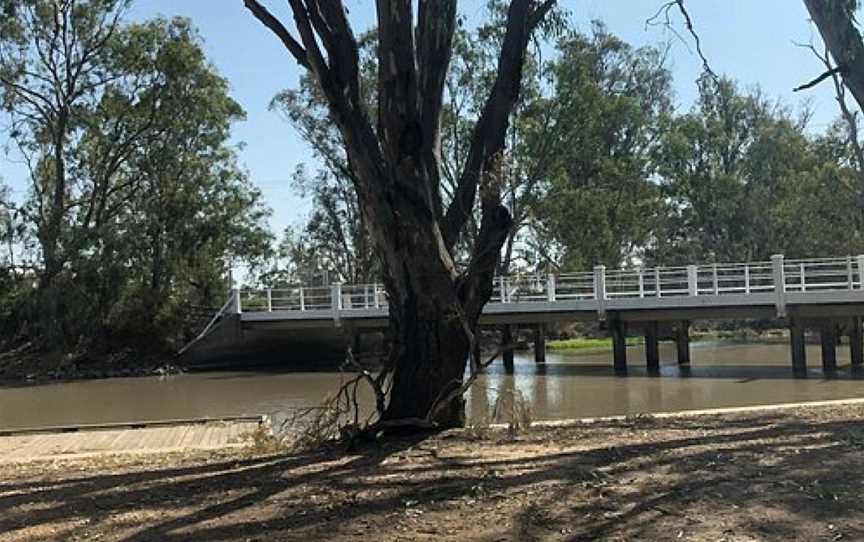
{"left": 649, "top": 78, "right": 858, "bottom": 264}
{"left": 547, "top": 337, "right": 642, "bottom": 352}
{"left": 0, "top": 4, "right": 272, "bottom": 359}
{"left": 527, "top": 24, "right": 672, "bottom": 269}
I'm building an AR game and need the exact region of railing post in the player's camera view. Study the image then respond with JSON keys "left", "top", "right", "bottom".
{"left": 266, "top": 288, "right": 272, "bottom": 312}
{"left": 744, "top": 266, "right": 751, "bottom": 294}
{"left": 299, "top": 287, "right": 305, "bottom": 311}
{"left": 712, "top": 264, "right": 719, "bottom": 295}
{"left": 848, "top": 255, "right": 854, "bottom": 290}
{"left": 499, "top": 276, "right": 506, "bottom": 303}
{"left": 800, "top": 263, "right": 806, "bottom": 292}
{"left": 230, "top": 288, "right": 241, "bottom": 314}
{"left": 594, "top": 265, "right": 607, "bottom": 317}
{"left": 638, "top": 268, "right": 645, "bottom": 298}
{"left": 771, "top": 254, "right": 786, "bottom": 318}
{"left": 655, "top": 268, "right": 662, "bottom": 298}
{"left": 857, "top": 255, "right": 864, "bottom": 290}
{"left": 547, "top": 274, "right": 556, "bottom": 302}
{"left": 364, "top": 285, "right": 370, "bottom": 308}
{"left": 331, "top": 283, "right": 342, "bottom": 324}
{"left": 373, "top": 283, "right": 380, "bottom": 309}
{"left": 687, "top": 265, "right": 698, "bottom": 296}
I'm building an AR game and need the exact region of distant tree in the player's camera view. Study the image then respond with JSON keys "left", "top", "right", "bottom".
{"left": 0, "top": 3, "right": 271, "bottom": 355}
{"left": 526, "top": 24, "right": 672, "bottom": 270}
{"left": 650, "top": 78, "right": 815, "bottom": 264}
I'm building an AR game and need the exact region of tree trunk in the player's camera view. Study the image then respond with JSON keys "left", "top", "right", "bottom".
{"left": 803, "top": 0, "right": 864, "bottom": 112}
{"left": 383, "top": 284, "right": 471, "bottom": 427}
{"left": 245, "top": 0, "right": 553, "bottom": 431}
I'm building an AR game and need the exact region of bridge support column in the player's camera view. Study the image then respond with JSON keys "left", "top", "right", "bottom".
{"left": 645, "top": 321, "right": 660, "bottom": 373}
{"left": 676, "top": 320, "right": 690, "bottom": 365}
{"left": 820, "top": 321, "right": 837, "bottom": 374}
{"left": 790, "top": 319, "right": 807, "bottom": 375}
{"left": 850, "top": 317, "right": 863, "bottom": 368}
{"left": 502, "top": 325, "right": 515, "bottom": 373}
{"left": 534, "top": 325, "right": 546, "bottom": 363}
{"left": 610, "top": 318, "right": 627, "bottom": 374}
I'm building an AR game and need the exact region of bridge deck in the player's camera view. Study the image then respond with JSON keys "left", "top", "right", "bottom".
{"left": 236, "top": 256, "right": 864, "bottom": 328}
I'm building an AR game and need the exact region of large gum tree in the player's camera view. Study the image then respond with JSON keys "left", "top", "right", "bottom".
{"left": 244, "top": 0, "right": 554, "bottom": 428}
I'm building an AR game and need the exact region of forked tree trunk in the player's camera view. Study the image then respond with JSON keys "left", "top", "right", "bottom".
{"left": 245, "top": 0, "right": 553, "bottom": 430}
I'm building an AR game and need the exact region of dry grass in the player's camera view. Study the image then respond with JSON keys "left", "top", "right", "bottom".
{"left": 5, "top": 403, "right": 864, "bottom": 541}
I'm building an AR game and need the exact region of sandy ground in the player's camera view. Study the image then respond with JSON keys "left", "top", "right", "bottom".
{"left": 2, "top": 404, "right": 864, "bottom": 541}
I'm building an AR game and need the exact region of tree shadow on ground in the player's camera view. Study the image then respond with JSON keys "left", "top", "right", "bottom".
{"left": 2, "top": 411, "right": 864, "bottom": 541}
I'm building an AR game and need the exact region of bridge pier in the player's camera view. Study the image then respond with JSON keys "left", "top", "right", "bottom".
{"left": 850, "top": 316, "right": 863, "bottom": 367}
{"left": 820, "top": 321, "right": 837, "bottom": 374}
{"left": 502, "top": 325, "right": 515, "bottom": 372}
{"left": 790, "top": 319, "right": 807, "bottom": 375}
{"left": 645, "top": 321, "right": 660, "bottom": 373}
{"left": 610, "top": 318, "right": 627, "bottom": 374}
{"left": 534, "top": 325, "right": 546, "bottom": 363}
{"left": 675, "top": 320, "right": 690, "bottom": 365}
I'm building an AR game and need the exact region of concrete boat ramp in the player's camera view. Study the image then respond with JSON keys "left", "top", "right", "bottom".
{"left": 0, "top": 416, "right": 264, "bottom": 462}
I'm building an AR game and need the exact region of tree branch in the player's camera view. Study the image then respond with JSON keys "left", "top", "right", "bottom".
{"left": 416, "top": 0, "right": 458, "bottom": 220}
{"left": 646, "top": 0, "right": 715, "bottom": 79}
{"left": 443, "top": 0, "right": 555, "bottom": 249}
{"left": 243, "top": 0, "right": 310, "bottom": 69}
{"left": 793, "top": 64, "right": 845, "bottom": 92}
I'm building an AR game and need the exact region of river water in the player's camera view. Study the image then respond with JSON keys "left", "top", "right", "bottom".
{"left": 2, "top": 341, "right": 864, "bottom": 430}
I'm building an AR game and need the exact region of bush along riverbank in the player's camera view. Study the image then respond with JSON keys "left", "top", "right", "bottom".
{"left": 0, "top": 342, "right": 180, "bottom": 384}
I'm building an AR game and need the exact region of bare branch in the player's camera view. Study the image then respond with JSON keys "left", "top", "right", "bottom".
{"left": 793, "top": 64, "right": 845, "bottom": 92}
{"left": 646, "top": 0, "right": 716, "bottom": 79}
{"left": 243, "top": 0, "right": 310, "bottom": 69}
{"left": 444, "top": 0, "right": 555, "bottom": 248}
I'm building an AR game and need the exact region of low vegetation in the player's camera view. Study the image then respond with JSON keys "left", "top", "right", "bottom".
{"left": 547, "top": 337, "right": 643, "bottom": 351}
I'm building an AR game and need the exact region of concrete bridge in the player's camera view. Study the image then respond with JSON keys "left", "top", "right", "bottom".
{"left": 186, "top": 255, "right": 864, "bottom": 373}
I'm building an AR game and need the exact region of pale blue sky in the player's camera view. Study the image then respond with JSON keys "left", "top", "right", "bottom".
{"left": 0, "top": 1, "right": 844, "bottom": 235}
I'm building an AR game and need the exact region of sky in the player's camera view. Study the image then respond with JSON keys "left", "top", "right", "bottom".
{"left": 0, "top": 0, "right": 844, "bottom": 236}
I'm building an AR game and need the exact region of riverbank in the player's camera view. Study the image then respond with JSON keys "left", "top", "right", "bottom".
{"left": 3, "top": 403, "right": 864, "bottom": 541}
{"left": 545, "top": 328, "right": 803, "bottom": 352}
{"left": 0, "top": 343, "right": 177, "bottom": 385}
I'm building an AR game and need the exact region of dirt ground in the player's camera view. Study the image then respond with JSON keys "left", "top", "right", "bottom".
{"left": 3, "top": 404, "right": 864, "bottom": 541}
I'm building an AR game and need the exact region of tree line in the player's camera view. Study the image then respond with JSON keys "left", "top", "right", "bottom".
{"left": 0, "top": 0, "right": 271, "bottom": 365}
{"left": 271, "top": 20, "right": 864, "bottom": 288}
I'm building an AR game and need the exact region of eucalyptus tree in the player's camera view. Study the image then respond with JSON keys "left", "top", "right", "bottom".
{"left": 650, "top": 79, "right": 815, "bottom": 264}
{"left": 525, "top": 25, "right": 672, "bottom": 270}
{"left": 245, "top": 0, "right": 556, "bottom": 428}
{"left": 0, "top": 3, "right": 272, "bottom": 352}
{"left": 0, "top": 0, "right": 135, "bottom": 289}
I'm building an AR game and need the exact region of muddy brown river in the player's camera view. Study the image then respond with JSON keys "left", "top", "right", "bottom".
{"left": 2, "top": 341, "right": 864, "bottom": 430}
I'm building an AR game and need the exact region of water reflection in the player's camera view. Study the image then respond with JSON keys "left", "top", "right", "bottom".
{"left": 1, "top": 341, "right": 864, "bottom": 430}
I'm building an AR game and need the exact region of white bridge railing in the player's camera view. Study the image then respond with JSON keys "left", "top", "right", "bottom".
{"left": 230, "top": 255, "right": 864, "bottom": 315}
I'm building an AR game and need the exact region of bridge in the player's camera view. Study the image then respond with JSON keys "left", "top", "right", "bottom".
{"left": 186, "top": 255, "right": 864, "bottom": 373}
